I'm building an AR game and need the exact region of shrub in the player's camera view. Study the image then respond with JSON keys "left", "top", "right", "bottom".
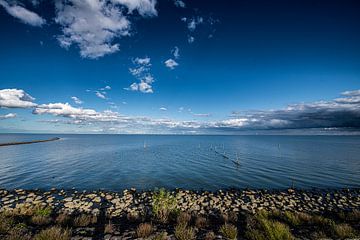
{"left": 73, "top": 214, "right": 97, "bottom": 227}
{"left": 34, "top": 227, "right": 71, "bottom": 240}
{"left": 136, "top": 223, "right": 153, "bottom": 238}
{"left": 204, "top": 231, "right": 216, "bottom": 240}
{"left": 174, "top": 224, "right": 196, "bottom": 240}
{"left": 220, "top": 223, "right": 238, "bottom": 240}
{"left": 177, "top": 212, "right": 191, "bottom": 226}
{"left": 152, "top": 188, "right": 177, "bottom": 223}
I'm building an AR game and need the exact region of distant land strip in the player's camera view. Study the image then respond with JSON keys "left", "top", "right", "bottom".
{"left": 0, "top": 137, "right": 60, "bottom": 147}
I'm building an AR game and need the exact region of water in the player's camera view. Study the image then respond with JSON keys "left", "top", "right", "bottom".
{"left": 0, "top": 134, "right": 359, "bottom": 191}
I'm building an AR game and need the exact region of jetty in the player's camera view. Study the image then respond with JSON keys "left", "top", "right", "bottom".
{"left": 0, "top": 137, "right": 60, "bottom": 147}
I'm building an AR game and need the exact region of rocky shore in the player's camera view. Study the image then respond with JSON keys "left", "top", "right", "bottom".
{"left": 1, "top": 188, "right": 359, "bottom": 239}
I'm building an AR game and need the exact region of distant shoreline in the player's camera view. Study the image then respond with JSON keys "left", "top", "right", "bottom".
{"left": 0, "top": 137, "right": 60, "bottom": 147}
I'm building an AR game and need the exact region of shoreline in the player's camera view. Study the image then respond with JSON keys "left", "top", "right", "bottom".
{"left": 1, "top": 188, "right": 359, "bottom": 239}
{"left": 0, "top": 137, "right": 60, "bottom": 147}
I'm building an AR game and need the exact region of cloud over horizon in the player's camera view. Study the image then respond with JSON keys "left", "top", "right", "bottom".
{"left": 1, "top": 88, "right": 360, "bottom": 134}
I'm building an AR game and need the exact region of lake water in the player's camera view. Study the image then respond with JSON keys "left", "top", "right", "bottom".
{"left": 0, "top": 134, "right": 359, "bottom": 191}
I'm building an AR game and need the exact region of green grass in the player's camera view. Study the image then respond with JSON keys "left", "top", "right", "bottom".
{"left": 151, "top": 188, "right": 177, "bottom": 223}
{"left": 219, "top": 223, "right": 238, "bottom": 240}
{"left": 174, "top": 224, "right": 196, "bottom": 240}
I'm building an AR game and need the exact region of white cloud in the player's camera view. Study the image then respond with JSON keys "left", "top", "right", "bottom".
{"left": 100, "top": 85, "right": 111, "bottom": 90}
{"left": 0, "top": 89, "right": 37, "bottom": 108}
{"left": 193, "top": 113, "right": 211, "bottom": 117}
{"left": 159, "top": 107, "right": 167, "bottom": 111}
{"left": 71, "top": 96, "right": 83, "bottom": 104}
{"left": 173, "top": 0, "right": 185, "bottom": 8}
{"left": 0, "top": 0, "right": 45, "bottom": 27}
{"left": 95, "top": 91, "right": 107, "bottom": 99}
{"left": 133, "top": 57, "right": 151, "bottom": 65}
{"left": 127, "top": 57, "right": 155, "bottom": 93}
{"left": 55, "top": 0, "right": 157, "bottom": 59}
{"left": 188, "top": 35, "right": 194, "bottom": 43}
{"left": 172, "top": 46, "right": 180, "bottom": 59}
{"left": 164, "top": 59, "right": 179, "bottom": 69}
{"left": 112, "top": 0, "right": 157, "bottom": 16}
{"left": 187, "top": 16, "right": 203, "bottom": 31}
{"left": 0, "top": 113, "right": 16, "bottom": 119}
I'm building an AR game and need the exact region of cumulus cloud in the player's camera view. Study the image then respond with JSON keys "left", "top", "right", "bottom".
{"left": 164, "top": 58, "right": 179, "bottom": 69}
{"left": 0, "top": 89, "right": 37, "bottom": 108}
{"left": 0, "top": 113, "right": 16, "bottom": 119}
{"left": 71, "top": 96, "right": 83, "bottom": 104}
{"left": 55, "top": 0, "right": 157, "bottom": 59}
{"left": 0, "top": 0, "right": 45, "bottom": 27}
{"left": 159, "top": 107, "right": 167, "bottom": 111}
{"left": 126, "top": 57, "right": 155, "bottom": 93}
{"left": 173, "top": 0, "right": 185, "bottom": 8}
{"left": 95, "top": 91, "right": 107, "bottom": 99}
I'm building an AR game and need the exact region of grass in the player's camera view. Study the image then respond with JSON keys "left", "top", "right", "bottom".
{"left": 55, "top": 214, "right": 72, "bottom": 226}
{"left": 204, "top": 231, "right": 216, "bottom": 240}
{"left": 151, "top": 188, "right": 177, "bottom": 223}
{"left": 332, "top": 223, "right": 355, "bottom": 239}
{"left": 177, "top": 212, "right": 191, "bottom": 226}
{"left": 152, "top": 232, "right": 168, "bottom": 240}
{"left": 136, "top": 222, "right": 153, "bottom": 238}
{"left": 0, "top": 212, "right": 14, "bottom": 234}
{"left": 5, "top": 224, "right": 31, "bottom": 240}
{"left": 31, "top": 215, "right": 52, "bottom": 225}
{"left": 246, "top": 211, "right": 294, "bottom": 240}
{"left": 174, "top": 224, "right": 196, "bottom": 240}
{"left": 195, "top": 215, "right": 208, "bottom": 228}
{"left": 73, "top": 214, "right": 97, "bottom": 227}
{"left": 219, "top": 223, "right": 238, "bottom": 240}
{"left": 33, "top": 226, "right": 71, "bottom": 240}
{"left": 104, "top": 221, "right": 115, "bottom": 234}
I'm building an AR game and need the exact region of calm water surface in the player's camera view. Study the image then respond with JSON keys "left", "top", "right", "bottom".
{"left": 0, "top": 134, "right": 359, "bottom": 190}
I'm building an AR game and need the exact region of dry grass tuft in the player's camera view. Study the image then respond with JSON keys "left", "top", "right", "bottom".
{"left": 55, "top": 214, "right": 71, "bottom": 226}
{"left": 174, "top": 224, "right": 196, "bottom": 240}
{"left": 195, "top": 215, "right": 208, "bottom": 228}
{"left": 177, "top": 212, "right": 192, "bottom": 226}
{"left": 152, "top": 232, "right": 168, "bottom": 240}
{"left": 104, "top": 221, "right": 115, "bottom": 234}
{"left": 34, "top": 226, "right": 71, "bottom": 240}
{"left": 204, "top": 231, "right": 216, "bottom": 240}
{"left": 136, "top": 222, "right": 153, "bottom": 238}
{"left": 73, "top": 214, "right": 97, "bottom": 227}
{"left": 31, "top": 215, "right": 52, "bottom": 225}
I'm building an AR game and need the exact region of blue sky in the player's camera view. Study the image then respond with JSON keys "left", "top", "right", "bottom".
{"left": 0, "top": 0, "right": 360, "bottom": 134}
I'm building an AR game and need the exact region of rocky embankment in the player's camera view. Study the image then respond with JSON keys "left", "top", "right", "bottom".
{"left": 1, "top": 188, "right": 359, "bottom": 216}
{"left": 0, "top": 188, "right": 359, "bottom": 239}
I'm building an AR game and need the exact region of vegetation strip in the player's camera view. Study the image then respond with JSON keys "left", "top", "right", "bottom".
{"left": 0, "top": 137, "right": 60, "bottom": 147}
{"left": 0, "top": 188, "right": 359, "bottom": 239}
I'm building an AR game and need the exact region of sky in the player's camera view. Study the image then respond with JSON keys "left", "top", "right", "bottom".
{"left": 0, "top": 0, "right": 360, "bottom": 134}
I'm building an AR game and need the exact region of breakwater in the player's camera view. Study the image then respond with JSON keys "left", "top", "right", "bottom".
{"left": 0, "top": 137, "right": 60, "bottom": 147}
